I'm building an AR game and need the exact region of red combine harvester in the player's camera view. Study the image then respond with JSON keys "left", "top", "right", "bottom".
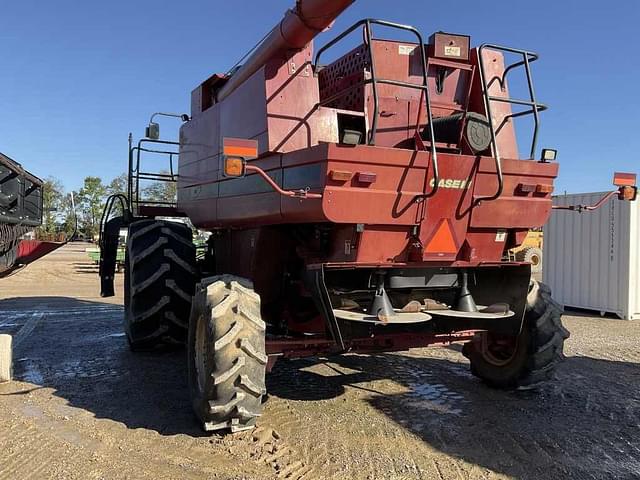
{"left": 99, "top": 0, "right": 637, "bottom": 432}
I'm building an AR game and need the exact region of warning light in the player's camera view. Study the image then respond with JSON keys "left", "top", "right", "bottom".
{"left": 425, "top": 220, "right": 458, "bottom": 254}
{"left": 330, "top": 170, "right": 352, "bottom": 182}
{"left": 536, "top": 184, "right": 554, "bottom": 194}
{"left": 618, "top": 186, "right": 638, "bottom": 201}
{"left": 223, "top": 156, "right": 246, "bottom": 177}
{"left": 221, "top": 138, "right": 257, "bottom": 178}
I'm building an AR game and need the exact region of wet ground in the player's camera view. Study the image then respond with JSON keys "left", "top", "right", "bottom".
{"left": 0, "top": 243, "right": 639, "bottom": 479}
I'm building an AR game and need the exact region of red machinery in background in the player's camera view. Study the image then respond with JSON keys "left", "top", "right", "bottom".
{"left": 100, "top": 0, "right": 637, "bottom": 432}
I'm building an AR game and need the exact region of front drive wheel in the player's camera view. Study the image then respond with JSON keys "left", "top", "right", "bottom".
{"left": 463, "top": 280, "right": 569, "bottom": 389}
{"left": 188, "top": 275, "right": 267, "bottom": 433}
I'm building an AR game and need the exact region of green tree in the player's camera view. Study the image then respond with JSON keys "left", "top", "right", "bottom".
{"left": 108, "top": 173, "right": 128, "bottom": 197}
{"left": 142, "top": 170, "right": 176, "bottom": 204}
{"left": 76, "top": 176, "right": 107, "bottom": 239}
{"left": 107, "top": 172, "right": 130, "bottom": 216}
{"left": 60, "top": 191, "right": 79, "bottom": 238}
{"left": 40, "top": 176, "right": 65, "bottom": 235}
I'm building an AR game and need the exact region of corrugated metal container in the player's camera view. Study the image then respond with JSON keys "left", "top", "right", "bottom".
{"left": 544, "top": 192, "right": 640, "bottom": 320}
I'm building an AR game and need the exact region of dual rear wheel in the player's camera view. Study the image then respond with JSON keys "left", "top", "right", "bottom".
{"left": 187, "top": 276, "right": 267, "bottom": 432}
{"left": 124, "top": 220, "right": 267, "bottom": 431}
{"left": 124, "top": 219, "right": 196, "bottom": 349}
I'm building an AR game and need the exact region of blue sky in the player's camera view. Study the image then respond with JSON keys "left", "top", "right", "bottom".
{"left": 0, "top": 1, "right": 638, "bottom": 194}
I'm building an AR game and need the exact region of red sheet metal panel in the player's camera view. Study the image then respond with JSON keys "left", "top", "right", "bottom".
{"left": 471, "top": 157, "right": 558, "bottom": 229}
{"left": 470, "top": 197, "right": 552, "bottom": 228}
{"left": 16, "top": 240, "right": 64, "bottom": 264}
{"left": 469, "top": 48, "right": 519, "bottom": 159}
{"left": 318, "top": 39, "right": 476, "bottom": 149}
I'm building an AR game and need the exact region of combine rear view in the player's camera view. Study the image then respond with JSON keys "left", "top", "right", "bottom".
{"left": 99, "top": 0, "right": 637, "bottom": 432}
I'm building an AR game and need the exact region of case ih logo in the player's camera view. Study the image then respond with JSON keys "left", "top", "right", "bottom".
{"left": 429, "top": 178, "right": 473, "bottom": 189}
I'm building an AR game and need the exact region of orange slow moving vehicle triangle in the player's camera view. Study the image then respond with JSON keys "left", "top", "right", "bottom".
{"left": 425, "top": 219, "right": 458, "bottom": 254}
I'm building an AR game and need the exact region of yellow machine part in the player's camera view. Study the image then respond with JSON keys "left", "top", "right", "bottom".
{"left": 509, "top": 230, "right": 543, "bottom": 273}
{"left": 511, "top": 230, "right": 543, "bottom": 255}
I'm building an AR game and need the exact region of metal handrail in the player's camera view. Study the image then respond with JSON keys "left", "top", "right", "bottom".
{"left": 128, "top": 136, "right": 180, "bottom": 214}
{"left": 476, "top": 44, "right": 547, "bottom": 203}
{"left": 314, "top": 18, "right": 440, "bottom": 198}
{"left": 98, "top": 193, "right": 129, "bottom": 253}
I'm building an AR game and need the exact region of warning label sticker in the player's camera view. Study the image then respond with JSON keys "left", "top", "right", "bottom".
{"left": 444, "top": 45, "right": 461, "bottom": 57}
{"left": 398, "top": 44, "right": 417, "bottom": 56}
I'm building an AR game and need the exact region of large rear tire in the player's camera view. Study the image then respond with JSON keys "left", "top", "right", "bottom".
{"left": 188, "top": 275, "right": 267, "bottom": 433}
{"left": 124, "top": 219, "right": 196, "bottom": 350}
{"left": 463, "top": 280, "right": 569, "bottom": 389}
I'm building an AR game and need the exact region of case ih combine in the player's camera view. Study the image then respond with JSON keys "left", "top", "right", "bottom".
{"left": 99, "top": 0, "right": 637, "bottom": 432}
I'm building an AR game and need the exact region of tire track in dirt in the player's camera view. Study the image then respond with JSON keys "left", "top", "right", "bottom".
{"left": 260, "top": 347, "right": 640, "bottom": 480}
{"left": 0, "top": 423, "right": 64, "bottom": 479}
{"left": 11, "top": 312, "right": 44, "bottom": 348}
{"left": 3, "top": 245, "right": 640, "bottom": 479}
{"left": 259, "top": 354, "right": 476, "bottom": 480}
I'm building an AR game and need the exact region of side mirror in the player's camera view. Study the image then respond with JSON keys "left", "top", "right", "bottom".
{"left": 145, "top": 122, "right": 160, "bottom": 140}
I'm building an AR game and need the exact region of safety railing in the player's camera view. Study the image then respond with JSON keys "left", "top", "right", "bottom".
{"left": 127, "top": 135, "right": 180, "bottom": 215}
{"left": 476, "top": 44, "right": 548, "bottom": 202}
{"left": 314, "top": 18, "right": 440, "bottom": 199}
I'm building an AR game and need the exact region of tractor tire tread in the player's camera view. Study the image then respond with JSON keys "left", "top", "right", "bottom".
{"left": 467, "top": 279, "right": 569, "bottom": 390}
{"left": 188, "top": 276, "right": 266, "bottom": 433}
{"left": 124, "top": 219, "right": 195, "bottom": 349}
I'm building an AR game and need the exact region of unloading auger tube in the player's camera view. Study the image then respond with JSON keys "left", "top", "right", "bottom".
{"left": 216, "top": 0, "right": 355, "bottom": 102}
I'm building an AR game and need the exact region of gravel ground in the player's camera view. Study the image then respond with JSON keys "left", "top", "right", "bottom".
{"left": 0, "top": 243, "right": 639, "bottom": 479}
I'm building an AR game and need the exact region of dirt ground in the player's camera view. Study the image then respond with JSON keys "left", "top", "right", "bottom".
{"left": 0, "top": 243, "right": 639, "bottom": 480}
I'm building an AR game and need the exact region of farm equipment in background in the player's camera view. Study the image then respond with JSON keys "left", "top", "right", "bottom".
{"left": 87, "top": 228, "right": 127, "bottom": 272}
{"left": 508, "top": 230, "right": 543, "bottom": 273}
{"left": 0, "top": 152, "right": 56, "bottom": 276}
{"left": 99, "top": 0, "right": 637, "bottom": 432}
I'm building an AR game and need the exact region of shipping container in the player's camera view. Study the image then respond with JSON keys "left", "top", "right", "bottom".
{"left": 543, "top": 192, "right": 640, "bottom": 320}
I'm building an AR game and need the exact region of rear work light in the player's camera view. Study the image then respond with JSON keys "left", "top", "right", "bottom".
{"left": 541, "top": 148, "right": 557, "bottom": 162}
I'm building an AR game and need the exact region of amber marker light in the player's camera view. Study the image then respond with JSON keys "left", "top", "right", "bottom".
{"left": 330, "top": 170, "right": 352, "bottom": 182}
{"left": 223, "top": 156, "right": 246, "bottom": 178}
{"left": 536, "top": 184, "right": 554, "bottom": 194}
